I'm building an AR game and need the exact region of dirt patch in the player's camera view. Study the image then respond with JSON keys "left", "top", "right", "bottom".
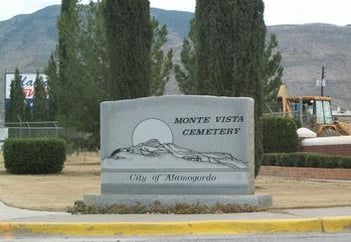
{"left": 0, "top": 153, "right": 351, "bottom": 211}
{"left": 256, "top": 176, "right": 351, "bottom": 209}
{"left": 0, "top": 152, "right": 100, "bottom": 211}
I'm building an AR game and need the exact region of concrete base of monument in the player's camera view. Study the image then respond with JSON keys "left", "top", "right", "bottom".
{"left": 83, "top": 194, "right": 272, "bottom": 209}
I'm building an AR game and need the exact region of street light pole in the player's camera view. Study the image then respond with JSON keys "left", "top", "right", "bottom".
{"left": 321, "top": 66, "right": 325, "bottom": 96}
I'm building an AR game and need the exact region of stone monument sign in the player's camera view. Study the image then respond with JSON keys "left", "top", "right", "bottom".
{"left": 85, "top": 95, "right": 271, "bottom": 208}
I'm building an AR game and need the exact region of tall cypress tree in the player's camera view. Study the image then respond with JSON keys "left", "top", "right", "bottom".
{"left": 74, "top": 0, "right": 110, "bottom": 148}
{"left": 32, "top": 71, "right": 49, "bottom": 121}
{"left": 150, "top": 18, "right": 173, "bottom": 96}
{"left": 234, "top": 0, "right": 266, "bottom": 177}
{"left": 58, "top": 0, "right": 78, "bottom": 85}
{"left": 195, "top": 0, "right": 266, "bottom": 176}
{"left": 195, "top": 0, "right": 266, "bottom": 96}
{"left": 104, "top": 0, "right": 151, "bottom": 100}
{"left": 45, "top": 51, "right": 59, "bottom": 121}
{"left": 196, "top": 1, "right": 236, "bottom": 95}
{"left": 6, "top": 67, "right": 26, "bottom": 123}
{"left": 45, "top": 0, "right": 172, "bottom": 149}
{"left": 175, "top": 19, "right": 198, "bottom": 94}
{"left": 262, "top": 34, "right": 283, "bottom": 112}
{"left": 56, "top": 0, "right": 80, "bottom": 119}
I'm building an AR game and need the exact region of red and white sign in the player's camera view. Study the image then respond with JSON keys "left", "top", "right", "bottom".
{"left": 5, "top": 73, "right": 48, "bottom": 99}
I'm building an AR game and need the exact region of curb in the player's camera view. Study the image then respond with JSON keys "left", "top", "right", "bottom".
{"left": 1, "top": 217, "right": 350, "bottom": 236}
{"left": 321, "top": 216, "right": 351, "bottom": 233}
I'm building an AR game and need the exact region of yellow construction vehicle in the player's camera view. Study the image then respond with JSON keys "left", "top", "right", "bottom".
{"left": 277, "top": 85, "right": 351, "bottom": 136}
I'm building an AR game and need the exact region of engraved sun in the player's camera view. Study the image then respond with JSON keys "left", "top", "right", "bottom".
{"left": 132, "top": 119, "right": 173, "bottom": 146}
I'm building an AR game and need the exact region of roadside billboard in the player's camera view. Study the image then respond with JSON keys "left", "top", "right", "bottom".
{"left": 4, "top": 73, "right": 48, "bottom": 109}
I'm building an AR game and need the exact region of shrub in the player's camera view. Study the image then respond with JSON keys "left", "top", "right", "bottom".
{"left": 263, "top": 152, "right": 351, "bottom": 169}
{"left": 262, "top": 116, "right": 298, "bottom": 153}
{"left": 3, "top": 138, "right": 66, "bottom": 174}
{"left": 67, "top": 201, "right": 259, "bottom": 214}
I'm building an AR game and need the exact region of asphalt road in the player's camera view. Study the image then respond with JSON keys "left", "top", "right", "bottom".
{"left": 4, "top": 233, "right": 351, "bottom": 242}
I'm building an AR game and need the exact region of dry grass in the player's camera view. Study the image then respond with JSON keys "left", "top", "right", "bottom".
{"left": 0, "top": 153, "right": 351, "bottom": 211}
{"left": 256, "top": 176, "right": 351, "bottom": 209}
{"left": 0, "top": 152, "right": 100, "bottom": 211}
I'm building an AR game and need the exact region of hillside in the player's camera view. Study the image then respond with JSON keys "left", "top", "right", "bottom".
{"left": 0, "top": 5, "right": 351, "bottom": 109}
{"left": 0, "top": 5, "right": 58, "bottom": 76}
{"left": 268, "top": 24, "right": 351, "bottom": 109}
{"left": 0, "top": 5, "right": 192, "bottom": 76}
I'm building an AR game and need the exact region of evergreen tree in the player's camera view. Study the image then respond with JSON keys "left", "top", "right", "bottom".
{"left": 56, "top": 0, "right": 80, "bottom": 120}
{"left": 262, "top": 34, "right": 283, "bottom": 112}
{"left": 104, "top": 0, "right": 152, "bottom": 99}
{"left": 23, "top": 103, "right": 32, "bottom": 122}
{"left": 175, "top": 19, "right": 198, "bottom": 94}
{"left": 58, "top": 0, "right": 78, "bottom": 86}
{"left": 195, "top": 1, "right": 236, "bottom": 95}
{"left": 32, "top": 71, "right": 49, "bottom": 121}
{"left": 45, "top": 51, "right": 59, "bottom": 120}
{"left": 150, "top": 18, "right": 173, "bottom": 96}
{"left": 194, "top": 0, "right": 266, "bottom": 176}
{"left": 45, "top": 0, "right": 173, "bottom": 149}
{"left": 6, "top": 67, "right": 26, "bottom": 123}
{"left": 74, "top": 0, "right": 110, "bottom": 147}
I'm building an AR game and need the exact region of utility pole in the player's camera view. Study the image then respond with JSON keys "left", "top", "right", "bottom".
{"left": 321, "top": 66, "right": 325, "bottom": 96}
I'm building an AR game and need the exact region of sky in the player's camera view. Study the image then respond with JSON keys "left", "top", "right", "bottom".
{"left": 0, "top": 0, "right": 350, "bottom": 26}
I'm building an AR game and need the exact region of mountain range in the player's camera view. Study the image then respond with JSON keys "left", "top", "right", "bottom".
{"left": 0, "top": 5, "right": 351, "bottom": 109}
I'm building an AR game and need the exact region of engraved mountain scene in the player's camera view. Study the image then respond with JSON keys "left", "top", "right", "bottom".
{"left": 106, "top": 139, "right": 247, "bottom": 169}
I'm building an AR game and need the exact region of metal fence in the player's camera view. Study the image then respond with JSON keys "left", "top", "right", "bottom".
{"left": 4, "top": 121, "right": 62, "bottom": 139}
{"left": 263, "top": 111, "right": 300, "bottom": 121}
{"left": 0, "top": 107, "right": 96, "bottom": 152}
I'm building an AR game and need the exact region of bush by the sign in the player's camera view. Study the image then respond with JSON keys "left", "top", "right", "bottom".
{"left": 3, "top": 138, "right": 66, "bottom": 174}
{"left": 263, "top": 152, "right": 351, "bottom": 169}
{"left": 262, "top": 117, "right": 298, "bottom": 153}
{"left": 67, "top": 200, "right": 259, "bottom": 214}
